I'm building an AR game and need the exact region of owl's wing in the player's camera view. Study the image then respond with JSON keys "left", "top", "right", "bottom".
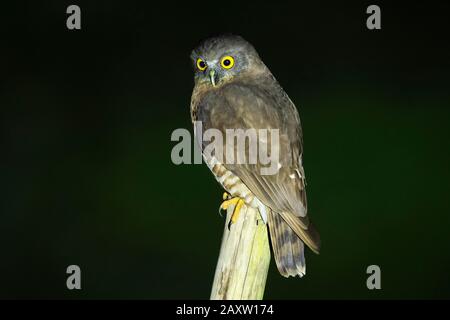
{"left": 198, "top": 79, "right": 320, "bottom": 253}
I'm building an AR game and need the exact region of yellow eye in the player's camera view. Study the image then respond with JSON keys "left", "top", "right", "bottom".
{"left": 220, "top": 56, "right": 235, "bottom": 69}
{"left": 196, "top": 58, "right": 207, "bottom": 71}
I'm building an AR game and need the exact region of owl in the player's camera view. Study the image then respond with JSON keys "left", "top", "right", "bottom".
{"left": 190, "top": 34, "right": 320, "bottom": 277}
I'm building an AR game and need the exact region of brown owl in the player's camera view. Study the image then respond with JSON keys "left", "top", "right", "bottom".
{"left": 190, "top": 34, "right": 320, "bottom": 277}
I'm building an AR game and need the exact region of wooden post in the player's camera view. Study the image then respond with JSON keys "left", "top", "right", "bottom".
{"left": 210, "top": 203, "right": 271, "bottom": 300}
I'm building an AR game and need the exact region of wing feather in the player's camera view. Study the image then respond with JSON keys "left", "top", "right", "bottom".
{"left": 196, "top": 77, "right": 320, "bottom": 252}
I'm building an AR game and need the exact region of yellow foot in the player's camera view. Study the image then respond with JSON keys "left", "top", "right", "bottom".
{"left": 219, "top": 193, "right": 245, "bottom": 230}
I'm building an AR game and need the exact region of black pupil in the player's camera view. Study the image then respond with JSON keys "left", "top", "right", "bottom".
{"left": 199, "top": 61, "right": 205, "bottom": 68}
{"left": 223, "top": 59, "right": 231, "bottom": 66}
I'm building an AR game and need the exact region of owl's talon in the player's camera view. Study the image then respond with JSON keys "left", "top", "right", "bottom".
{"left": 219, "top": 192, "right": 231, "bottom": 217}
{"left": 219, "top": 196, "right": 244, "bottom": 229}
{"left": 227, "top": 198, "right": 245, "bottom": 230}
{"left": 219, "top": 196, "right": 239, "bottom": 213}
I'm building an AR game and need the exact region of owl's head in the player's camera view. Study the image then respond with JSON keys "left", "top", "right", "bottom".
{"left": 190, "top": 34, "right": 264, "bottom": 87}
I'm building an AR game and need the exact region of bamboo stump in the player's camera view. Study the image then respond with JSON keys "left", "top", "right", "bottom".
{"left": 210, "top": 203, "right": 271, "bottom": 300}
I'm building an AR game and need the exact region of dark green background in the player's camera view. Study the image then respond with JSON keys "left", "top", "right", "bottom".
{"left": 2, "top": 1, "right": 449, "bottom": 299}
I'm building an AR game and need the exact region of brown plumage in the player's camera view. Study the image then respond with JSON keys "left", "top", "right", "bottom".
{"left": 190, "top": 34, "right": 320, "bottom": 277}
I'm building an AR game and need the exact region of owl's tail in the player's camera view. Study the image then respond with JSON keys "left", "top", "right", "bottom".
{"left": 267, "top": 210, "right": 315, "bottom": 278}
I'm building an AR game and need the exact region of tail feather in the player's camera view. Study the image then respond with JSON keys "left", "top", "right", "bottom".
{"left": 279, "top": 211, "right": 321, "bottom": 254}
{"left": 268, "top": 210, "right": 306, "bottom": 277}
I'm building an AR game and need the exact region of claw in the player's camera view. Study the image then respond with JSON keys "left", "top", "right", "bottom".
{"left": 218, "top": 194, "right": 245, "bottom": 229}
{"left": 227, "top": 198, "right": 244, "bottom": 230}
{"left": 219, "top": 196, "right": 240, "bottom": 212}
{"left": 219, "top": 192, "right": 231, "bottom": 217}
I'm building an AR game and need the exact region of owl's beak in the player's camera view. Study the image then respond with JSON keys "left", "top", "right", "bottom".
{"left": 209, "top": 69, "right": 217, "bottom": 87}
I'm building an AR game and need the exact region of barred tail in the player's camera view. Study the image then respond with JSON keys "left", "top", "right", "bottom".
{"left": 268, "top": 210, "right": 306, "bottom": 278}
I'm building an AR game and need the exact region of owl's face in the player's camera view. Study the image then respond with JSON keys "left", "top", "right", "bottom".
{"left": 191, "top": 35, "right": 263, "bottom": 87}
